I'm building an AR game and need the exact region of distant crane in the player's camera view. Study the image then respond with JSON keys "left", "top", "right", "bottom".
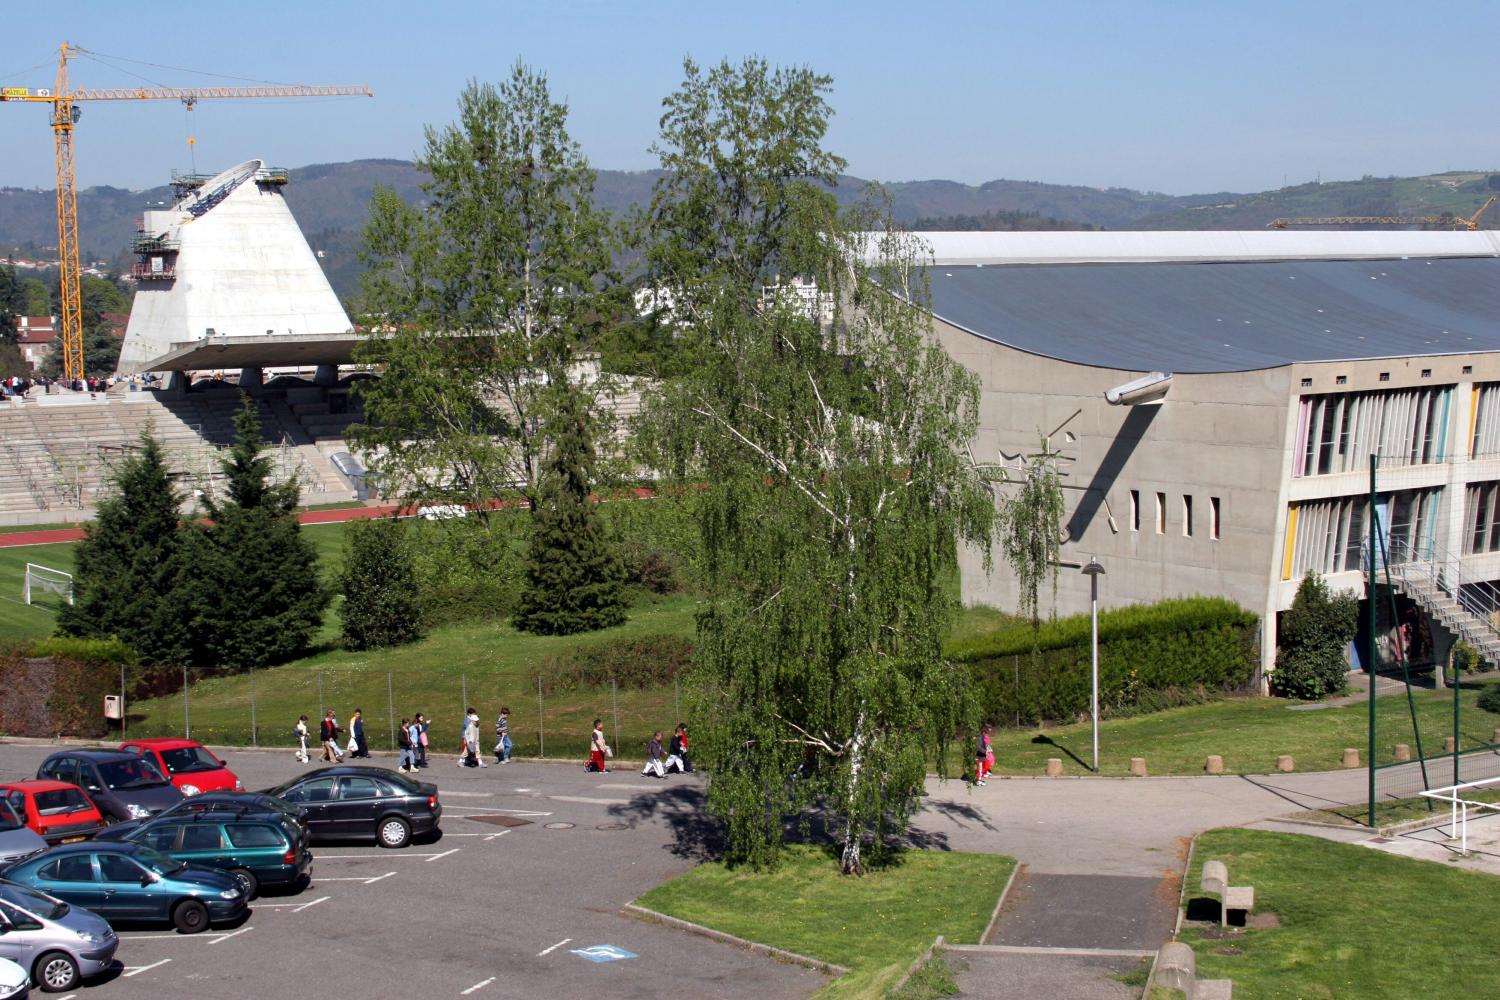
{"left": 1267, "top": 195, "right": 1497, "bottom": 233}
{"left": 0, "top": 42, "right": 372, "bottom": 380}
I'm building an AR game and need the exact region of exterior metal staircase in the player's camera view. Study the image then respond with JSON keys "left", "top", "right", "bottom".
{"left": 1381, "top": 537, "right": 1500, "bottom": 668}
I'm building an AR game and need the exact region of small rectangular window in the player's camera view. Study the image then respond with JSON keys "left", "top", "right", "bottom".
{"left": 1300, "top": 378, "right": 1313, "bottom": 388}
{"left": 1335, "top": 375, "right": 1348, "bottom": 385}
{"left": 1129, "top": 490, "right": 1140, "bottom": 532}
{"left": 1155, "top": 492, "right": 1166, "bottom": 534}
{"left": 1183, "top": 495, "right": 1194, "bottom": 537}
{"left": 1463, "top": 365, "right": 1474, "bottom": 375}
{"left": 1379, "top": 372, "right": 1390, "bottom": 382}
{"left": 1210, "top": 497, "right": 1221, "bottom": 540}
{"left": 1421, "top": 369, "right": 1432, "bottom": 379}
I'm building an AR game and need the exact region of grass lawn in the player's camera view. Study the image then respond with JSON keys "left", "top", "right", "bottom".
{"left": 0, "top": 540, "right": 78, "bottom": 642}
{"left": 988, "top": 683, "right": 1500, "bottom": 776}
{"left": 1181, "top": 828, "right": 1500, "bottom": 998}
{"left": 636, "top": 845, "right": 1014, "bottom": 999}
{"left": 1292, "top": 786, "right": 1500, "bottom": 829}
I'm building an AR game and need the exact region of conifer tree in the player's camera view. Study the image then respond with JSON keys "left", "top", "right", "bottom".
{"left": 513, "top": 378, "right": 627, "bottom": 635}
{"left": 190, "top": 395, "right": 329, "bottom": 669}
{"left": 58, "top": 429, "right": 193, "bottom": 665}
{"left": 341, "top": 516, "right": 425, "bottom": 650}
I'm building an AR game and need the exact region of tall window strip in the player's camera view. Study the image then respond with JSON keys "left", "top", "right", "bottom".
{"left": 1465, "top": 482, "right": 1500, "bottom": 554}
{"left": 1129, "top": 490, "right": 1140, "bottom": 532}
{"left": 1209, "top": 496, "right": 1221, "bottom": 540}
{"left": 1183, "top": 495, "right": 1194, "bottom": 537}
{"left": 1155, "top": 492, "right": 1166, "bottom": 534}
{"left": 1472, "top": 384, "right": 1500, "bottom": 459}
{"left": 1296, "top": 386, "right": 1452, "bottom": 477}
{"left": 1287, "top": 488, "right": 1442, "bottom": 577}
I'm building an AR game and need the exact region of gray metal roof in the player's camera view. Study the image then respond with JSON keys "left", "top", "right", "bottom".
{"left": 923, "top": 256, "right": 1500, "bottom": 373}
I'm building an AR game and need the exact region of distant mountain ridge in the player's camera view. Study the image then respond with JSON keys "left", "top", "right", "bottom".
{"left": 1, "top": 160, "right": 1496, "bottom": 299}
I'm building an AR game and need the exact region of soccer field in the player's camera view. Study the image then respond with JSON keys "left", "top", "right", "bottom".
{"left": 0, "top": 541, "right": 78, "bottom": 642}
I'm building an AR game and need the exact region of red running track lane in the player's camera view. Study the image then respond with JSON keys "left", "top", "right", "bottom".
{"left": 0, "top": 488, "right": 660, "bottom": 548}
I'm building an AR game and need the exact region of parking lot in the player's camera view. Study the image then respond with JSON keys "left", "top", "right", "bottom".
{"left": 0, "top": 742, "right": 823, "bottom": 999}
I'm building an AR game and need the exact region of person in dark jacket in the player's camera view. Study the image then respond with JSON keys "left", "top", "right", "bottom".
{"left": 642, "top": 731, "right": 666, "bottom": 778}
{"left": 665, "top": 723, "right": 692, "bottom": 773}
{"left": 319, "top": 710, "right": 343, "bottom": 763}
{"left": 351, "top": 708, "right": 370, "bottom": 758}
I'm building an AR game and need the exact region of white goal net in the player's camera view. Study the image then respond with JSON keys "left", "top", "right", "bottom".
{"left": 23, "top": 563, "right": 74, "bottom": 606}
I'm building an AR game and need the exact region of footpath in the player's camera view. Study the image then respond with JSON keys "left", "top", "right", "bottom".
{"left": 908, "top": 766, "right": 1381, "bottom": 999}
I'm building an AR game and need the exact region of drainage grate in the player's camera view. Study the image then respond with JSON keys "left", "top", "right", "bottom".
{"left": 463, "top": 814, "right": 533, "bottom": 828}
{"left": 544, "top": 822, "right": 575, "bottom": 830}
{"left": 595, "top": 823, "right": 628, "bottom": 831}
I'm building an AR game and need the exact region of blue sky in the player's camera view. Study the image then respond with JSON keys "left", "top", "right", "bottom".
{"left": 1, "top": 0, "right": 1495, "bottom": 195}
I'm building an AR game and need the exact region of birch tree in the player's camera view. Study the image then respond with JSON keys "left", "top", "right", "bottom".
{"left": 638, "top": 59, "right": 994, "bottom": 874}
{"left": 351, "top": 64, "right": 617, "bottom": 515}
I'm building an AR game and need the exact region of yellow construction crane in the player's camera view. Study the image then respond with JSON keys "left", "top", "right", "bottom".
{"left": 1267, "top": 195, "right": 1497, "bottom": 233}
{"left": 0, "top": 43, "right": 371, "bottom": 381}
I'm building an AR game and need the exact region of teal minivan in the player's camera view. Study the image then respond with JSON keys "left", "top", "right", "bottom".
{"left": 94, "top": 809, "right": 311, "bottom": 900}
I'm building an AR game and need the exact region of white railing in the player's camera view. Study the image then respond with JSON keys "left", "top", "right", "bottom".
{"left": 1420, "top": 774, "right": 1500, "bottom": 853}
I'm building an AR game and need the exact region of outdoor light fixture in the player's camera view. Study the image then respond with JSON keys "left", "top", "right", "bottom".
{"left": 1081, "top": 557, "right": 1106, "bottom": 772}
{"left": 1105, "top": 371, "right": 1172, "bottom": 406}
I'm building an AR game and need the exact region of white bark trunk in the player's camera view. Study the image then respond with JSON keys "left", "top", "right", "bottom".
{"left": 840, "top": 711, "right": 866, "bottom": 875}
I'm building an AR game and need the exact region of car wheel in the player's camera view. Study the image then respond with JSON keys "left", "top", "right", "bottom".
{"left": 172, "top": 898, "right": 210, "bottom": 934}
{"left": 377, "top": 816, "right": 411, "bottom": 849}
{"left": 229, "top": 867, "right": 258, "bottom": 900}
{"left": 34, "top": 950, "right": 79, "bottom": 993}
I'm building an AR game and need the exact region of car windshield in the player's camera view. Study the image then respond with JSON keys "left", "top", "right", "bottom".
{"left": 0, "top": 799, "right": 22, "bottom": 830}
{"left": 98, "top": 759, "right": 169, "bottom": 790}
{"left": 128, "top": 845, "right": 188, "bottom": 876}
{"left": 0, "top": 881, "right": 68, "bottom": 920}
{"left": 34, "top": 788, "right": 91, "bottom": 816}
{"left": 158, "top": 747, "right": 223, "bottom": 774}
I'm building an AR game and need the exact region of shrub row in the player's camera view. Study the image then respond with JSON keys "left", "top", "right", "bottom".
{"left": 0, "top": 637, "right": 139, "bottom": 739}
{"left": 531, "top": 633, "right": 694, "bottom": 693}
{"left": 950, "top": 597, "right": 1259, "bottom": 727}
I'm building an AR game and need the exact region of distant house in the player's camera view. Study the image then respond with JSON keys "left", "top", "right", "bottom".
{"left": 14, "top": 316, "right": 57, "bottom": 371}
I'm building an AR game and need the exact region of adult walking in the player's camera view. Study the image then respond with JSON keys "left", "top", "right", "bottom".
{"left": 588, "top": 719, "right": 611, "bottom": 773}
{"left": 397, "top": 718, "right": 417, "bottom": 773}
{"left": 465, "top": 709, "right": 486, "bottom": 767}
{"left": 350, "top": 708, "right": 370, "bottom": 759}
{"left": 319, "top": 710, "right": 343, "bottom": 763}
{"left": 414, "top": 714, "right": 430, "bottom": 768}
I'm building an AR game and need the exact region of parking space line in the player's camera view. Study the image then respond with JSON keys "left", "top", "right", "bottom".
{"left": 537, "top": 937, "right": 571, "bottom": 957}
{"left": 318, "top": 871, "right": 397, "bottom": 883}
{"left": 485, "top": 830, "right": 511, "bottom": 841}
{"left": 210, "top": 925, "right": 253, "bottom": 944}
{"left": 438, "top": 790, "right": 495, "bottom": 798}
{"left": 424, "top": 848, "right": 460, "bottom": 862}
{"left": 317, "top": 851, "right": 450, "bottom": 859}
{"left": 461, "top": 977, "right": 495, "bottom": 995}
{"left": 548, "top": 794, "right": 631, "bottom": 805}
{"left": 124, "top": 958, "right": 171, "bottom": 977}
{"left": 293, "top": 895, "right": 330, "bottom": 912}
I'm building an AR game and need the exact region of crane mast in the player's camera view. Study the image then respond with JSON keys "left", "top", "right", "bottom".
{"left": 0, "top": 42, "right": 372, "bottom": 381}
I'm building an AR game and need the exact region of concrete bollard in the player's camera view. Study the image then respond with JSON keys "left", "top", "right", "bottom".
{"left": 1393, "top": 744, "right": 1411, "bottom": 762}
{"left": 1205, "top": 755, "right": 1224, "bottom": 775}
{"left": 1444, "top": 736, "right": 1457, "bottom": 754}
{"left": 1154, "top": 942, "right": 1196, "bottom": 996}
{"left": 1342, "top": 748, "right": 1360, "bottom": 769}
{"left": 1129, "top": 757, "right": 1147, "bottom": 777}
{"left": 1277, "top": 755, "right": 1295, "bottom": 773}
{"left": 1045, "top": 757, "right": 1063, "bottom": 777}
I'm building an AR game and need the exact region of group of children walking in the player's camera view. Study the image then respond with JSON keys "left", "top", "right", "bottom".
{"left": 585, "top": 720, "right": 693, "bottom": 778}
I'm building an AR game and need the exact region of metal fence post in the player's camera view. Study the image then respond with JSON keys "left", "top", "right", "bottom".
{"left": 536, "top": 676, "right": 544, "bottom": 758}
{"left": 675, "top": 678, "right": 681, "bottom": 724}
{"left": 461, "top": 673, "right": 468, "bottom": 715}
{"left": 249, "top": 665, "right": 258, "bottom": 748}
{"left": 120, "top": 665, "right": 127, "bottom": 742}
{"left": 317, "top": 670, "right": 324, "bottom": 722}
{"left": 387, "top": 671, "right": 396, "bottom": 751}
{"left": 611, "top": 678, "right": 620, "bottom": 755}
{"left": 182, "top": 664, "right": 190, "bottom": 739}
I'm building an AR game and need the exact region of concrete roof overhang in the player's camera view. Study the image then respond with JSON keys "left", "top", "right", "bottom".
{"left": 139, "top": 331, "right": 364, "bottom": 371}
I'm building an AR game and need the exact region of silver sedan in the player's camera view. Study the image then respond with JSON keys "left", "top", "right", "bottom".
{"left": 0, "top": 880, "right": 117, "bottom": 993}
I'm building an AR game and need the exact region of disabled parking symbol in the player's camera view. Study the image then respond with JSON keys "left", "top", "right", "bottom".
{"left": 570, "top": 944, "right": 638, "bottom": 963}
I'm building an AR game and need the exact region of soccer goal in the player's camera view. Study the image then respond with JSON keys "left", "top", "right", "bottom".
{"left": 22, "top": 563, "right": 74, "bottom": 606}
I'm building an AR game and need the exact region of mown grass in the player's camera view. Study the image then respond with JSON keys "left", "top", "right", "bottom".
{"left": 1181, "top": 828, "right": 1500, "bottom": 998}
{"left": 988, "top": 681, "right": 1500, "bottom": 776}
{"left": 1293, "top": 786, "right": 1500, "bottom": 829}
{"left": 636, "top": 845, "right": 1013, "bottom": 1000}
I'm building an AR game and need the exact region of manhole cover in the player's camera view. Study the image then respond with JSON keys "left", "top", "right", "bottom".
{"left": 595, "top": 822, "right": 628, "bottom": 831}
{"left": 463, "top": 814, "right": 533, "bottom": 828}
{"left": 544, "top": 822, "right": 575, "bottom": 830}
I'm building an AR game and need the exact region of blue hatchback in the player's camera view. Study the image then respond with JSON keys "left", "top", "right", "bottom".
{"left": 0, "top": 841, "right": 247, "bottom": 934}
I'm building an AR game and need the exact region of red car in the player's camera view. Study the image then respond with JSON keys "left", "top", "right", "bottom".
{"left": 120, "top": 739, "right": 244, "bottom": 797}
{"left": 1, "top": 779, "right": 106, "bottom": 844}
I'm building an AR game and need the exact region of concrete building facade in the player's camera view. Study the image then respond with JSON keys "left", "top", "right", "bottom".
{"left": 916, "top": 231, "right": 1500, "bottom": 674}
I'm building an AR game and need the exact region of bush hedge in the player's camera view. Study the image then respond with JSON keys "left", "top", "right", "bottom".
{"left": 531, "top": 633, "right": 694, "bottom": 693}
{"left": 947, "top": 597, "right": 1259, "bottom": 727}
{"left": 0, "top": 637, "right": 139, "bottom": 739}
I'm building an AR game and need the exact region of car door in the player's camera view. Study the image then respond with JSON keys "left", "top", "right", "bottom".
{"left": 32, "top": 854, "right": 102, "bottom": 913}
{"left": 0, "top": 902, "right": 33, "bottom": 970}
{"left": 331, "top": 776, "right": 383, "bottom": 836}
{"left": 279, "top": 777, "right": 338, "bottom": 836}
{"left": 97, "top": 851, "right": 160, "bottom": 920}
{"left": 178, "top": 822, "right": 231, "bottom": 871}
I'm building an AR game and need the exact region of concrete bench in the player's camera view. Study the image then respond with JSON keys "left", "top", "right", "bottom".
{"left": 1200, "top": 859, "right": 1255, "bottom": 928}
{"left": 1154, "top": 942, "right": 1233, "bottom": 999}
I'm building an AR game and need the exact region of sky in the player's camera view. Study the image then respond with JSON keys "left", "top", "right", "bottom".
{"left": 1, "top": 0, "right": 1496, "bottom": 196}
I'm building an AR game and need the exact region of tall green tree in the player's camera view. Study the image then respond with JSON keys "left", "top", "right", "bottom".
{"left": 514, "top": 375, "right": 627, "bottom": 635}
{"left": 1271, "top": 571, "right": 1358, "bottom": 699}
{"left": 189, "top": 396, "right": 328, "bottom": 669}
{"left": 0, "top": 264, "right": 22, "bottom": 347}
{"left": 638, "top": 58, "right": 995, "bottom": 874}
{"left": 351, "top": 64, "right": 618, "bottom": 516}
{"left": 57, "top": 429, "right": 194, "bottom": 665}
{"left": 341, "top": 516, "right": 425, "bottom": 650}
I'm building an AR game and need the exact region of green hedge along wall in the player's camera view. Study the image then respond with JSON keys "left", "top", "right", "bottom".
{"left": 947, "top": 597, "right": 1259, "bottom": 727}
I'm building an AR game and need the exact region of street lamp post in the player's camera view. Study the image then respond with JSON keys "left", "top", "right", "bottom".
{"left": 1081, "top": 557, "right": 1106, "bottom": 773}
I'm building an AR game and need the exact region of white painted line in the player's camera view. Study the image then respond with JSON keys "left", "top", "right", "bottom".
{"left": 484, "top": 829, "right": 512, "bottom": 842}
{"left": 437, "top": 790, "right": 494, "bottom": 798}
{"left": 318, "top": 852, "right": 448, "bottom": 860}
{"left": 294, "top": 895, "right": 331, "bottom": 913}
{"left": 424, "top": 847, "right": 460, "bottom": 862}
{"left": 461, "top": 977, "right": 496, "bottom": 995}
{"left": 317, "top": 871, "right": 397, "bottom": 882}
{"left": 56, "top": 994, "right": 76, "bottom": 1000}
{"left": 210, "top": 925, "right": 253, "bottom": 944}
{"left": 537, "top": 937, "right": 571, "bottom": 957}
{"left": 124, "top": 958, "right": 171, "bottom": 977}
{"left": 548, "top": 794, "right": 631, "bottom": 805}
{"left": 364, "top": 871, "right": 397, "bottom": 884}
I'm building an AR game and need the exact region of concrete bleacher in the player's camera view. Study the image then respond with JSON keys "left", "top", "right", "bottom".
{"left": 0, "top": 383, "right": 357, "bottom": 522}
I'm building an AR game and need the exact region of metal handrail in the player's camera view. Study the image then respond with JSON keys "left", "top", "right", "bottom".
{"left": 1378, "top": 535, "right": 1500, "bottom": 643}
